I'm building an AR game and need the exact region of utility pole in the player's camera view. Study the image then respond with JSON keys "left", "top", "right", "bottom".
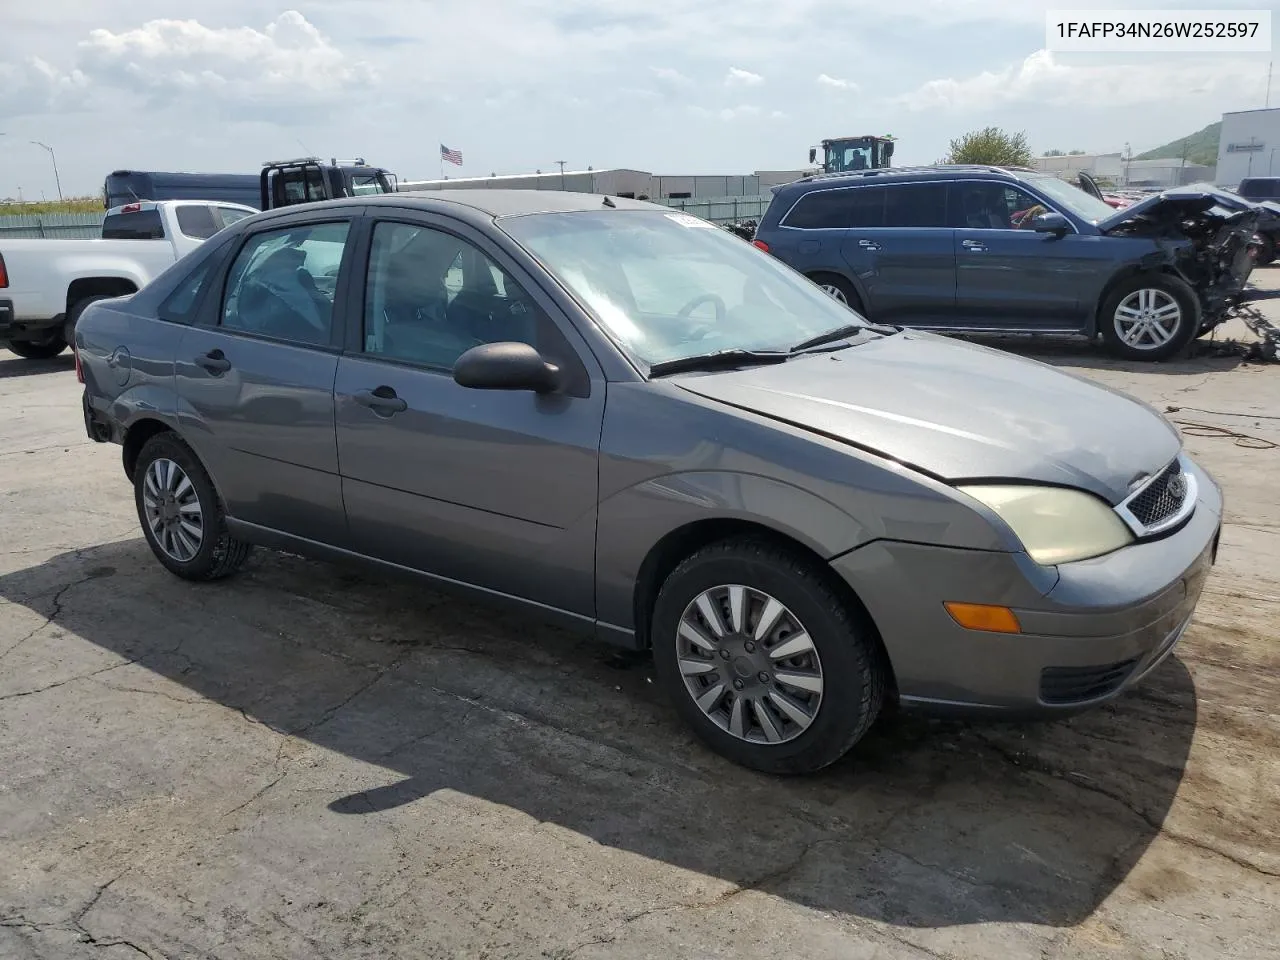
{"left": 1267, "top": 60, "right": 1273, "bottom": 108}
{"left": 556, "top": 160, "right": 566, "bottom": 189}
{"left": 30, "top": 140, "right": 63, "bottom": 200}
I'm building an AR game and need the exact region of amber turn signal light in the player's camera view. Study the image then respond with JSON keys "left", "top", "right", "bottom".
{"left": 944, "top": 602, "right": 1022, "bottom": 634}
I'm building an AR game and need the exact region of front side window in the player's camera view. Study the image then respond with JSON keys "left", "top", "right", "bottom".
{"left": 501, "top": 209, "right": 872, "bottom": 367}
{"left": 1021, "top": 175, "right": 1115, "bottom": 223}
{"left": 216, "top": 206, "right": 255, "bottom": 229}
{"left": 952, "top": 183, "right": 1060, "bottom": 230}
{"left": 220, "top": 221, "right": 351, "bottom": 345}
{"left": 362, "top": 221, "right": 542, "bottom": 369}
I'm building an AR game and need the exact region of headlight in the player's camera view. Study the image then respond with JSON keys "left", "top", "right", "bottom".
{"left": 958, "top": 485, "right": 1134, "bottom": 566}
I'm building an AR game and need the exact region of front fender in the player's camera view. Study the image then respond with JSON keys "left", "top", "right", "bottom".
{"left": 594, "top": 469, "right": 873, "bottom": 631}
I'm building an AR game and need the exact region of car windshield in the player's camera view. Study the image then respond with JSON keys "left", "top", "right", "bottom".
{"left": 499, "top": 209, "right": 868, "bottom": 366}
{"left": 1024, "top": 175, "right": 1118, "bottom": 224}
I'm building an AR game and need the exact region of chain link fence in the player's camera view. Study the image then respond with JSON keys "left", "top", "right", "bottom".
{"left": 657, "top": 195, "right": 774, "bottom": 224}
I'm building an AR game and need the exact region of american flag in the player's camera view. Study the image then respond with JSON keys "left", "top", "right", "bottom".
{"left": 440, "top": 144, "right": 463, "bottom": 166}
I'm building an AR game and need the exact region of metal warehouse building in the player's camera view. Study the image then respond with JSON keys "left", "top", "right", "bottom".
{"left": 398, "top": 167, "right": 812, "bottom": 200}
{"left": 1216, "top": 107, "right": 1280, "bottom": 187}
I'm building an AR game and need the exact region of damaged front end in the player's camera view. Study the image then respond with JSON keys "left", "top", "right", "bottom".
{"left": 1099, "top": 185, "right": 1259, "bottom": 332}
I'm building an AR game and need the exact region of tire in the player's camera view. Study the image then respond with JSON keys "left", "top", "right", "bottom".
{"left": 651, "top": 537, "right": 886, "bottom": 774}
{"left": 1257, "top": 234, "right": 1277, "bottom": 266}
{"left": 64, "top": 295, "right": 112, "bottom": 346}
{"left": 1098, "top": 273, "right": 1200, "bottom": 362}
{"left": 5, "top": 335, "right": 67, "bottom": 360}
{"left": 133, "top": 432, "right": 253, "bottom": 581}
{"left": 807, "top": 272, "right": 866, "bottom": 316}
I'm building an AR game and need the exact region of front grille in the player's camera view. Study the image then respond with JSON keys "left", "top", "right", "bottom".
{"left": 1040, "top": 657, "right": 1140, "bottom": 705}
{"left": 1125, "top": 459, "right": 1189, "bottom": 529}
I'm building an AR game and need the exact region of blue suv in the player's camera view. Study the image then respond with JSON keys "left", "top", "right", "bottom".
{"left": 752, "top": 166, "right": 1257, "bottom": 361}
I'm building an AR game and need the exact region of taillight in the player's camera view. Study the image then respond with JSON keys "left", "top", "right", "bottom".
{"left": 0, "top": 253, "right": 8, "bottom": 288}
{"left": 752, "top": 239, "right": 769, "bottom": 252}
{"left": 120, "top": 203, "right": 141, "bottom": 213}
{"left": 75, "top": 347, "right": 84, "bottom": 383}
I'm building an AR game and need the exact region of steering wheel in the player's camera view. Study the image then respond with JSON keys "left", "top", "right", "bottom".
{"left": 676, "top": 292, "right": 727, "bottom": 322}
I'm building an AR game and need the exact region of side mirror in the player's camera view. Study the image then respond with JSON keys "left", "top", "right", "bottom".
{"left": 808, "top": 147, "right": 817, "bottom": 164}
{"left": 453, "top": 342, "right": 561, "bottom": 393}
{"left": 1033, "top": 211, "right": 1070, "bottom": 235}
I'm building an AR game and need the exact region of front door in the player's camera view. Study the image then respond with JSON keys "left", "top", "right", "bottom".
{"left": 333, "top": 215, "right": 605, "bottom": 620}
{"left": 174, "top": 215, "right": 355, "bottom": 545}
{"left": 950, "top": 181, "right": 1109, "bottom": 330}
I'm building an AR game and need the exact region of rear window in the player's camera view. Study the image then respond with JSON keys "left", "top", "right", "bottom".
{"left": 102, "top": 209, "right": 164, "bottom": 240}
{"left": 782, "top": 186, "right": 887, "bottom": 229}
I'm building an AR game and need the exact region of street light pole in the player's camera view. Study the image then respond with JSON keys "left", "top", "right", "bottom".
{"left": 30, "top": 140, "right": 63, "bottom": 201}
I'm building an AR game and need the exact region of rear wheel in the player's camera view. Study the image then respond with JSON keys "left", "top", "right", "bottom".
{"left": 807, "top": 272, "right": 865, "bottom": 315}
{"left": 134, "top": 432, "right": 253, "bottom": 581}
{"left": 5, "top": 334, "right": 67, "bottom": 360}
{"left": 64, "top": 295, "right": 113, "bottom": 346}
{"left": 651, "top": 537, "right": 886, "bottom": 774}
{"left": 1098, "top": 274, "right": 1199, "bottom": 362}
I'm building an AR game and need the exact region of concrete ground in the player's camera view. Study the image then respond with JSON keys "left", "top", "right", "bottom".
{"left": 1, "top": 279, "right": 1278, "bottom": 960}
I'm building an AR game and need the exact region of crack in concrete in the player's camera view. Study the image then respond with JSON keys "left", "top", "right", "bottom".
{"left": 2, "top": 870, "right": 167, "bottom": 957}
{"left": 0, "top": 573, "right": 90, "bottom": 663}
{"left": 297, "top": 647, "right": 415, "bottom": 736}
{"left": 220, "top": 771, "right": 291, "bottom": 820}
{"left": 970, "top": 734, "right": 1280, "bottom": 880}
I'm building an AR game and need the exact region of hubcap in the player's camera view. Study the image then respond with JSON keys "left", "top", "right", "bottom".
{"left": 1114, "top": 288, "right": 1182, "bottom": 350}
{"left": 142, "top": 458, "right": 204, "bottom": 562}
{"left": 676, "top": 585, "right": 824, "bottom": 745}
{"left": 820, "top": 284, "right": 848, "bottom": 304}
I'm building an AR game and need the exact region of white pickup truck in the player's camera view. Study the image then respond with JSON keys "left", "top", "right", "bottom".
{"left": 0, "top": 199, "right": 257, "bottom": 360}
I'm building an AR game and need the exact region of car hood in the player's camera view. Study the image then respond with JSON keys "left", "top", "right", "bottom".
{"left": 674, "top": 332, "right": 1181, "bottom": 504}
{"left": 1096, "top": 182, "right": 1258, "bottom": 233}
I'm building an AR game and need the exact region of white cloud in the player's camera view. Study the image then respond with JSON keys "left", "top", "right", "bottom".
{"left": 76, "top": 11, "right": 376, "bottom": 104}
{"left": 899, "top": 48, "right": 1265, "bottom": 111}
{"left": 650, "top": 66, "right": 690, "bottom": 84}
{"left": 725, "top": 67, "right": 763, "bottom": 86}
{"left": 0, "top": 57, "right": 89, "bottom": 118}
{"left": 817, "top": 73, "right": 857, "bottom": 91}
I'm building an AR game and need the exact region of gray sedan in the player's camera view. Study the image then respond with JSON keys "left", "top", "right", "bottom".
{"left": 76, "top": 191, "right": 1222, "bottom": 774}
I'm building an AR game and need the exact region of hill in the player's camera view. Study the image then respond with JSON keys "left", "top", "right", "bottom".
{"left": 1135, "top": 121, "right": 1221, "bottom": 166}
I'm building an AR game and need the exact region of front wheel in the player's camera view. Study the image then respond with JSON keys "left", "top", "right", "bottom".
{"left": 651, "top": 537, "right": 886, "bottom": 774}
{"left": 134, "top": 432, "right": 253, "bottom": 581}
{"left": 5, "top": 335, "right": 67, "bottom": 360}
{"left": 807, "top": 272, "right": 865, "bottom": 315}
{"left": 1098, "top": 274, "right": 1200, "bottom": 362}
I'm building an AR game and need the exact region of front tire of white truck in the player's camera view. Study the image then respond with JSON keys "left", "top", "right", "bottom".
{"left": 4, "top": 334, "right": 67, "bottom": 360}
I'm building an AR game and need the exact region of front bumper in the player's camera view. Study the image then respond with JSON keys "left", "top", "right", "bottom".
{"left": 831, "top": 458, "right": 1223, "bottom": 716}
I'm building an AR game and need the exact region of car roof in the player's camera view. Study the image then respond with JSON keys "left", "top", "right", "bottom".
{"left": 772, "top": 165, "right": 1041, "bottom": 196}
{"left": 246, "top": 189, "right": 665, "bottom": 229}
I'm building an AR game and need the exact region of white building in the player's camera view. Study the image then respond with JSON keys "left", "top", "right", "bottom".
{"left": 398, "top": 167, "right": 813, "bottom": 201}
{"left": 1216, "top": 108, "right": 1280, "bottom": 187}
{"left": 1033, "top": 153, "right": 1124, "bottom": 180}
{"left": 1119, "top": 158, "right": 1215, "bottom": 189}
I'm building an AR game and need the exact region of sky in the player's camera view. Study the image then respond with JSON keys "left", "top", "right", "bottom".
{"left": 1, "top": 0, "right": 1275, "bottom": 199}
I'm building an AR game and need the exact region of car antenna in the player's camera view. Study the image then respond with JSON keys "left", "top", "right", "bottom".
{"left": 602, "top": 195, "right": 616, "bottom": 207}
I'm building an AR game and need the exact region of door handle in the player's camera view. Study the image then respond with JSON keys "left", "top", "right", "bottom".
{"left": 857, "top": 239, "right": 881, "bottom": 250}
{"left": 195, "top": 349, "right": 231, "bottom": 374}
{"left": 354, "top": 386, "right": 408, "bottom": 415}
{"left": 961, "top": 240, "right": 987, "bottom": 251}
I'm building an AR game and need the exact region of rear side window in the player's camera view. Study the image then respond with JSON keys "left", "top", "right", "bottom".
{"left": 175, "top": 205, "right": 220, "bottom": 240}
{"left": 782, "top": 186, "right": 887, "bottom": 229}
{"left": 102, "top": 210, "right": 164, "bottom": 240}
{"left": 883, "top": 182, "right": 949, "bottom": 227}
{"left": 220, "top": 221, "right": 352, "bottom": 346}
{"left": 157, "top": 257, "right": 218, "bottom": 324}
{"left": 1239, "top": 178, "right": 1280, "bottom": 199}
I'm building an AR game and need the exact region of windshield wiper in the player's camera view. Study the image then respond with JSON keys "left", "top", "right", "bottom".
{"left": 789, "top": 321, "right": 897, "bottom": 353}
{"left": 648, "top": 348, "right": 790, "bottom": 377}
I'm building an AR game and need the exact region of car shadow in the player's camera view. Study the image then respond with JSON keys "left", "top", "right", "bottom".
{"left": 0, "top": 538, "right": 1199, "bottom": 931}
{"left": 0, "top": 353, "right": 75, "bottom": 379}
{"left": 952, "top": 333, "right": 1251, "bottom": 376}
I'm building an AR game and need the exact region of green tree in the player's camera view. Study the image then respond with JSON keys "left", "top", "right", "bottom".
{"left": 940, "top": 127, "right": 1034, "bottom": 166}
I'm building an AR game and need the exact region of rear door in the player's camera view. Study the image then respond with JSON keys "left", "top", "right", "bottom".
{"left": 332, "top": 212, "right": 604, "bottom": 620}
{"left": 173, "top": 211, "right": 358, "bottom": 545}
{"left": 838, "top": 181, "right": 956, "bottom": 326}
